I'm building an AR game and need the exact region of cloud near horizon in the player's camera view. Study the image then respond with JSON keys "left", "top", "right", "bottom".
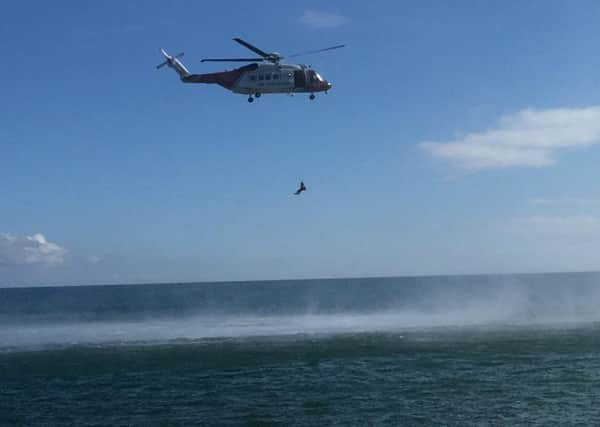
{"left": 509, "top": 215, "right": 600, "bottom": 236}
{"left": 421, "top": 106, "right": 600, "bottom": 170}
{"left": 529, "top": 197, "right": 600, "bottom": 207}
{"left": 300, "top": 9, "right": 347, "bottom": 29}
{"left": 0, "top": 233, "right": 66, "bottom": 267}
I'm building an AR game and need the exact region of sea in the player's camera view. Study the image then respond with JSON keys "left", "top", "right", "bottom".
{"left": 1, "top": 273, "right": 600, "bottom": 426}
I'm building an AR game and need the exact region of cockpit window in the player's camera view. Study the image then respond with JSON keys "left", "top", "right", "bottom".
{"left": 309, "top": 70, "right": 324, "bottom": 82}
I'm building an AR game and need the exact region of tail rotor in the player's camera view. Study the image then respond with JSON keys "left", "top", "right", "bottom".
{"left": 156, "top": 49, "right": 185, "bottom": 69}
{"left": 156, "top": 48, "right": 190, "bottom": 78}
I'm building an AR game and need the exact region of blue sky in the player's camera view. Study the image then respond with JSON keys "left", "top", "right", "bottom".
{"left": 3, "top": 1, "right": 600, "bottom": 286}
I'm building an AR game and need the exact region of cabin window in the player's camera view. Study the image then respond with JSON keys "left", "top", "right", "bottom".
{"left": 273, "top": 73, "right": 279, "bottom": 80}
{"left": 265, "top": 74, "right": 271, "bottom": 80}
{"left": 258, "top": 74, "right": 264, "bottom": 80}
{"left": 249, "top": 75, "right": 256, "bottom": 81}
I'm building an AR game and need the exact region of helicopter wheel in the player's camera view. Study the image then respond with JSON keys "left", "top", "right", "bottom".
{"left": 255, "top": 92, "right": 261, "bottom": 98}
{"left": 248, "top": 96, "right": 254, "bottom": 103}
{"left": 309, "top": 93, "right": 316, "bottom": 100}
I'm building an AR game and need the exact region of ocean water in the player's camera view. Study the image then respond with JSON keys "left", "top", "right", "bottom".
{"left": 1, "top": 273, "right": 600, "bottom": 425}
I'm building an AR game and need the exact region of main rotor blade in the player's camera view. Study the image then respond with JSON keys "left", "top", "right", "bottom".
{"left": 287, "top": 44, "right": 346, "bottom": 58}
{"left": 156, "top": 61, "right": 168, "bottom": 69}
{"left": 201, "top": 58, "right": 264, "bottom": 62}
{"left": 233, "top": 38, "right": 271, "bottom": 58}
{"left": 174, "top": 52, "right": 184, "bottom": 58}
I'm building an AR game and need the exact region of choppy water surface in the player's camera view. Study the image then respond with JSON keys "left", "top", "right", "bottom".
{"left": 1, "top": 274, "right": 600, "bottom": 425}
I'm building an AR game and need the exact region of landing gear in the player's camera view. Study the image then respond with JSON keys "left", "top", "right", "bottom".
{"left": 248, "top": 95, "right": 254, "bottom": 103}
{"left": 309, "top": 93, "right": 316, "bottom": 100}
{"left": 255, "top": 92, "right": 261, "bottom": 98}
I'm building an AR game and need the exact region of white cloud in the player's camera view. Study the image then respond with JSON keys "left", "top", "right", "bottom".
{"left": 88, "top": 255, "right": 102, "bottom": 264}
{"left": 300, "top": 9, "right": 347, "bottom": 29}
{"left": 529, "top": 197, "right": 600, "bottom": 207}
{"left": 421, "top": 106, "right": 600, "bottom": 170}
{"left": 510, "top": 215, "right": 600, "bottom": 236}
{"left": 0, "top": 233, "right": 66, "bottom": 266}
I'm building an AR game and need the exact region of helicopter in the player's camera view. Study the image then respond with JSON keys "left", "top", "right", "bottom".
{"left": 156, "top": 38, "right": 345, "bottom": 103}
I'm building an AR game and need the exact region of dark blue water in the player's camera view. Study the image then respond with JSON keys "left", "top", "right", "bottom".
{"left": 1, "top": 273, "right": 600, "bottom": 425}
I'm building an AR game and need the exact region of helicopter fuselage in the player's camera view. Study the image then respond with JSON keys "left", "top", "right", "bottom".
{"left": 182, "top": 63, "right": 332, "bottom": 95}
{"left": 158, "top": 38, "right": 343, "bottom": 101}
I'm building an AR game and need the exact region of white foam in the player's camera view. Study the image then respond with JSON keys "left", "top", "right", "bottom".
{"left": 2, "top": 304, "right": 596, "bottom": 350}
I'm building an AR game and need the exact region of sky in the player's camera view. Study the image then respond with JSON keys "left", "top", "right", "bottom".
{"left": 4, "top": 1, "right": 600, "bottom": 286}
